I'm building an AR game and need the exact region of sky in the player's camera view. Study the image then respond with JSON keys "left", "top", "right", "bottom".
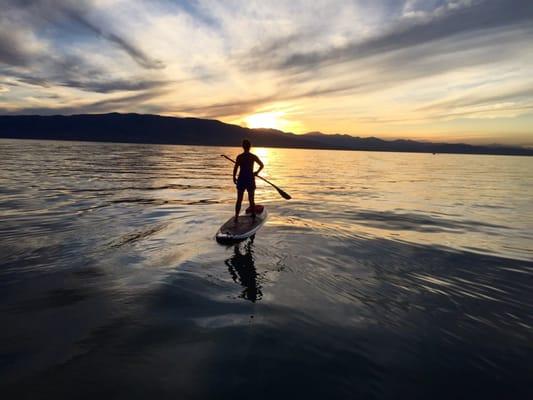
{"left": 1, "top": 0, "right": 532, "bottom": 146}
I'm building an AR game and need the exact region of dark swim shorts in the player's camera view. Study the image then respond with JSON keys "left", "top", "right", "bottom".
{"left": 237, "top": 175, "right": 256, "bottom": 191}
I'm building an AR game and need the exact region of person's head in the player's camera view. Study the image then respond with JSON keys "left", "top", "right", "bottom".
{"left": 242, "top": 139, "right": 251, "bottom": 151}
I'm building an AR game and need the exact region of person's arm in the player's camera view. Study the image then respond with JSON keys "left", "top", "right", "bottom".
{"left": 233, "top": 156, "right": 240, "bottom": 184}
{"left": 254, "top": 155, "right": 264, "bottom": 176}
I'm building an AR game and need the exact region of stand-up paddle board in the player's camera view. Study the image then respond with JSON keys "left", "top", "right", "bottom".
{"left": 216, "top": 205, "right": 267, "bottom": 243}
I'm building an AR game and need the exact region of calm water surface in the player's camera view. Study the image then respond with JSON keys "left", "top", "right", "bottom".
{"left": 1, "top": 139, "right": 532, "bottom": 399}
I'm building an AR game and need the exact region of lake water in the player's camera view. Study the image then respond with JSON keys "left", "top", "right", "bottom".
{"left": 1, "top": 139, "right": 532, "bottom": 399}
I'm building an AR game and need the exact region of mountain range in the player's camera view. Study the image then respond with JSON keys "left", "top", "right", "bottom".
{"left": 0, "top": 113, "right": 531, "bottom": 156}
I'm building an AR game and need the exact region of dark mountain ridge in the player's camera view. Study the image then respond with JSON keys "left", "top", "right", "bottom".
{"left": 0, "top": 113, "right": 531, "bottom": 156}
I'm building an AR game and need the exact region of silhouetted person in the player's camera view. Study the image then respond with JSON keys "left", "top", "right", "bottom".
{"left": 225, "top": 236, "right": 262, "bottom": 302}
{"left": 233, "top": 139, "right": 264, "bottom": 222}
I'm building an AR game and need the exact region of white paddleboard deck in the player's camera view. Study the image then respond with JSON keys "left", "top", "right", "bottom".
{"left": 216, "top": 205, "right": 267, "bottom": 243}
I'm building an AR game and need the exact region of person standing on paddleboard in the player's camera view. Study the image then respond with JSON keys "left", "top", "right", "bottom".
{"left": 233, "top": 139, "right": 264, "bottom": 222}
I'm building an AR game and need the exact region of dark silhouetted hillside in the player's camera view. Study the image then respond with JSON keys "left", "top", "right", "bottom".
{"left": 302, "top": 131, "right": 532, "bottom": 156}
{"left": 0, "top": 113, "right": 531, "bottom": 156}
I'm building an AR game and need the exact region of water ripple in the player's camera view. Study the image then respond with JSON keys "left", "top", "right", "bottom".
{"left": 0, "top": 140, "right": 532, "bottom": 399}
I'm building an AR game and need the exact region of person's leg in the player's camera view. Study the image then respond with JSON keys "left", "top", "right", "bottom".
{"left": 235, "top": 189, "right": 244, "bottom": 222}
{"left": 248, "top": 188, "right": 256, "bottom": 218}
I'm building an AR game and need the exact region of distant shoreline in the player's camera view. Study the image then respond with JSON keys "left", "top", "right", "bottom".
{"left": 3, "top": 137, "right": 533, "bottom": 158}
{"left": 1, "top": 113, "right": 532, "bottom": 157}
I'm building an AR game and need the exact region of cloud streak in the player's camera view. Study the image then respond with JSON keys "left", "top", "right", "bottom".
{"left": 2, "top": 0, "right": 164, "bottom": 69}
{"left": 246, "top": 0, "right": 533, "bottom": 73}
{"left": 0, "top": 89, "right": 168, "bottom": 115}
{"left": 63, "top": 8, "right": 165, "bottom": 70}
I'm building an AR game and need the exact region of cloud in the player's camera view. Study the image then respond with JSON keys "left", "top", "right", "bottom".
{"left": 230, "top": 0, "right": 533, "bottom": 129}
{"left": 419, "top": 86, "right": 533, "bottom": 112}
{"left": 0, "top": 0, "right": 168, "bottom": 96}
{"left": 1, "top": 56, "right": 168, "bottom": 94}
{"left": 163, "top": 0, "right": 220, "bottom": 28}
{"left": 172, "top": 95, "right": 279, "bottom": 119}
{"left": 0, "top": 30, "right": 28, "bottom": 67}
{"left": 0, "top": 20, "right": 42, "bottom": 67}
{"left": 63, "top": 8, "right": 165, "bottom": 70}
{"left": 245, "top": 0, "right": 533, "bottom": 73}
{"left": 415, "top": 86, "right": 533, "bottom": 120}
{"left": 0, "top": 89, "right": 167, "bottom": 115}
{"left": 61, "top": 78, "right": 167, "bottom": 94}
{"left": 1, "top": 0, "right": 164, "bottom": 70}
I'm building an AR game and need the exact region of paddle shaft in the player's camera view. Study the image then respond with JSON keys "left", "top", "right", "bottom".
{"left": 221, "top": 154, "right": 291, "bottom": 200}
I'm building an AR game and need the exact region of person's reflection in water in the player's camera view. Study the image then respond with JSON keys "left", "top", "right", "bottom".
{"left": 225, "top": 235, "right": 262, "bottom": 302}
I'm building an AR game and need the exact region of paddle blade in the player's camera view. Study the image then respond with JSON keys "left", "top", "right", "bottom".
{"left": 277, "top": 188, "right": 292, "bottom": 200}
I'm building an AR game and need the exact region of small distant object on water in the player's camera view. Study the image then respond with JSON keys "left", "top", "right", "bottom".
{"left": 216, "top": 205, "right": 267, "bottom": 243}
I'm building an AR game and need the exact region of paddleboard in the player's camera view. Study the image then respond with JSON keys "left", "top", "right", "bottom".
{"left": 216, "top": 205, "right": 267, "bottom": 243}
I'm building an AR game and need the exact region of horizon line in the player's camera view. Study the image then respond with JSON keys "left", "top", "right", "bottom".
{"left": 1, "top": 111, "right": 532, "bottom": 149}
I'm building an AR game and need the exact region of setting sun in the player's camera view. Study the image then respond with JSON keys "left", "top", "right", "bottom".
{"left": 245, "top": 112, "right": 283, "bottom": 130}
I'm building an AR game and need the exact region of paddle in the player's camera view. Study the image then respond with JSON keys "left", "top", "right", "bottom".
{"left": 221, "top": 154, "right": 292, "bottom": 200}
